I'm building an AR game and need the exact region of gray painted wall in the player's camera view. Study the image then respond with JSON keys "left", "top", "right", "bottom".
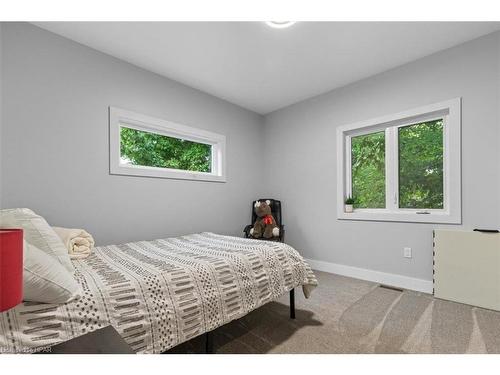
{"left": 0, "top": 23, "right": 264, "bottom": 245}
{"left": 2, "top": 23, "right": 499, "bottom": 284}
{"left": 263, "top": 32, "right": 500, "bottom": 282}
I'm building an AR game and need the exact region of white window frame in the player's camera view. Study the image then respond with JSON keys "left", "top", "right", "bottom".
{"left": 109, "top": 107, "right": 226, "bottom": 182}
{"left": 337, "top": 98, "right": 461, "bottom": 224}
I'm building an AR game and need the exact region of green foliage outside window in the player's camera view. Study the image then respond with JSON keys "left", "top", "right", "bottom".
{"left": 351, "top": 131, "right": 386, "bottom": 208}
{"left": 350, "top": 119, "right": 444, "bottom": 210}
{"left": 120, "top": 127, "right": 212, "bottom": 173}
{"left": 398, "top": 120, "right": 443, "bottom": 209}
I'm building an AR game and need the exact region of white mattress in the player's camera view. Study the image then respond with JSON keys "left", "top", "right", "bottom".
{"left": 0, "top": 232, "right": 317, "bottom": 353}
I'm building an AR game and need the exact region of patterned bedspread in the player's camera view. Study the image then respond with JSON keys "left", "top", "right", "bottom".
{"left": 0, "top": 232, "right": 317, "bottom": 353}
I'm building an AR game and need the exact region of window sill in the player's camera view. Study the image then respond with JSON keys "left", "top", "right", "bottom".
{"left": 337, "top": 210, "right": 461, "bottom": 224}
{"left": 110, "top": 164, "right": 226, "bottom": 182}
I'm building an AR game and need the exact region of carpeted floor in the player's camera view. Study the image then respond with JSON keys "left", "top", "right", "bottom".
{"left": 167, "top": 270, "right": 500, "bottom": 354}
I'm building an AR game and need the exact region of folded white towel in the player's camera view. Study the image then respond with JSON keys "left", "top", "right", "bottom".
{"left": 52, "top": 226, "right": 95, "bottom": 259}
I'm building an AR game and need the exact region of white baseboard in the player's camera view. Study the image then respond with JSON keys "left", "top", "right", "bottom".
{"left": 305, "top": 258, "right": 433, "bottom": 294}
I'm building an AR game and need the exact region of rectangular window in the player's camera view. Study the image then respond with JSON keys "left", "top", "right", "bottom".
{"left": 337, "top": 99, "right": 461, "bottom": 224}
{"left": 110, "top": 107, "right": 226, "bottom": 182}
{"left": 120, "top": 127, "right": 213, "bottom": 173}
{"left": 398, "top": 120, "right": 444, "bottom": 209}
{"left": 351, "top": 131, "right": 386, "bottom": 209}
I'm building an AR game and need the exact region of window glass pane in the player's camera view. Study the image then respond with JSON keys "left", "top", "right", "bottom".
{"left": 398, "top": 119, "right": 444, "bottom": 209}
{"left": 120, "top": 127, "right": 212, "bottom": 173}
{"left": 351, "top": 131, "right": 386, "bottom": 208}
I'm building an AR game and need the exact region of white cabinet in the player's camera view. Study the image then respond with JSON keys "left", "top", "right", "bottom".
{"left": 433, "top": 230, "right": 500, "bottom": 311}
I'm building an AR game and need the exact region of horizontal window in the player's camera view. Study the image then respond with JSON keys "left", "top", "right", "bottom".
{"left": 110, "top": 107, "right": 226, "bottom": 182}
{"left": 120, "top": 127, "right": 212, "bottom": 173}
{"left": 337, "top": 99, "right": 461, "bottom": 224}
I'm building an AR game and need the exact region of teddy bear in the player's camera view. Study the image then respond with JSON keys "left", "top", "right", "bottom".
{"left": 249, "top": 200, "right": 280, "bottom": 240}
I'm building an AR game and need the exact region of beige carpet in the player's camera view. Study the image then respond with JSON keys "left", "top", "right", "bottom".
{"left": 167, "top": 271, "right": 500, "bottom": 354}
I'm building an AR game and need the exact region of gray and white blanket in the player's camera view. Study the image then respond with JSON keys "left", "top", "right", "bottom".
{"left": 0, "top": 232, "right": 317, "bottom": 353}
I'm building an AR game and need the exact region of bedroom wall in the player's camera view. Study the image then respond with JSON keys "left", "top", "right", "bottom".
{"left": 2, "top": 22, "right": 500, "bottom": 291}
{"left": 263, "top": 31, "right": 500, "bottom": 287}
{"left": 0, "top": 22, "right": 265, "bottom": 245}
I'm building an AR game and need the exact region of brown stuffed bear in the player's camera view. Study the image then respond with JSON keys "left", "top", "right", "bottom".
{"left": 249, "top": 200, "right": 280, "bottom": 240}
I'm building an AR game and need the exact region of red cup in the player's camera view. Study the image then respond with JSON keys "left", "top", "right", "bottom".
{"left": 0, "top": 229, "right": 24, "bottom": 312}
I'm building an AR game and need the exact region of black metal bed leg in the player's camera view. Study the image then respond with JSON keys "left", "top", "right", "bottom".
{"left": 290, "top": 289, "right": 296, "bottom": 319}
{"left": 205, "top": 331, "right": 214, "bottom": 354}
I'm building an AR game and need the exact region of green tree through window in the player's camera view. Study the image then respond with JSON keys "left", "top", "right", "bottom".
{"left": 350, "top": 120, "right": 444, "bottom": 210}
{"left": 351, "top": 131, "right": 386, "bottom": 208}
{"left": 398, "top": 120, "right": 444, "bottom": 209}
{"left": 120, "top": 127, "right": 212, "bottom": 173}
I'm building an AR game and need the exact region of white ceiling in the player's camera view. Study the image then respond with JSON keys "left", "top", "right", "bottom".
{"left": 34, "top": 22, "right": 500, "bottom": 114}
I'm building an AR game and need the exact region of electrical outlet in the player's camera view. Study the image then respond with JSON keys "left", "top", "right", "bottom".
{"left": 403, "top": 247, "right": 412, "bottom": 258}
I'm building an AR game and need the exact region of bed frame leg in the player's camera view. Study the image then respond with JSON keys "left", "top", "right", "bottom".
{"left": 205, "top": 331, "right": 214, "bottom": 354}
{"left": 290, "top": 289, "right": 296, "bottom": 319}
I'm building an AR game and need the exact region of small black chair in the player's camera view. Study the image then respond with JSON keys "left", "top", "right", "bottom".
{"left": 243, "top": 198, "right": 285, "bottom": 242}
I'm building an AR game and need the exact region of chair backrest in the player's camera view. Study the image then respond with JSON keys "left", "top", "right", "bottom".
{"left": 251, "top": 199, "right": 282, "bottom": 226}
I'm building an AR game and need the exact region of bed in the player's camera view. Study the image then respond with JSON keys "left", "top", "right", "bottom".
{"left": 0, "top": 232, "right": 317, "bottom": 354}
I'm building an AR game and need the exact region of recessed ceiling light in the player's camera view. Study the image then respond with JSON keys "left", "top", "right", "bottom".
{"left": 265, "top": 21, "right": 296, "bottom": 29}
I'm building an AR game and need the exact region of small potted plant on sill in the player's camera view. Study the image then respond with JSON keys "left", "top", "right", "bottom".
{"left": 345, "top": 196, "right": 355, "bottom": 213}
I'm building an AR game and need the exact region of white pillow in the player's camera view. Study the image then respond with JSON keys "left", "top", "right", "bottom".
{"left": 0, "top": 208, "right": 74, "bottom": 273}
{"left": 23, "top": 240, "right": 82, "bottom": 304}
